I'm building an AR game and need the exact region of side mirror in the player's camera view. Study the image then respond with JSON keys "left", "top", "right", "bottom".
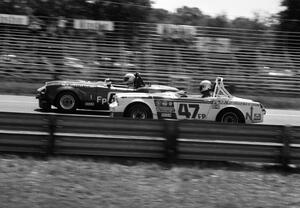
{"left": 104, "top": 78, "right": 112, "bottom": 88}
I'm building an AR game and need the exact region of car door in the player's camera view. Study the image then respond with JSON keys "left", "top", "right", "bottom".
{"left": 173, "top": 96, "right": 211, "bottom": 120}
{"left": 95, "top": 84, "right": 111, "bottom": 110}
{"left": 75, "top": 83, "right": 98, "bottom": 109}
{"left": 95, "top": 85, "right": 133, "bottom": 110}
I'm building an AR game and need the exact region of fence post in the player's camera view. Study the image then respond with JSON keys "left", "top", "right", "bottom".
{"left": 163, "top": 120, "right": 179, "bottom": 163}
{"left": 47, "top": 115, "right": 56, "bottom": 156}
{"left": 279, "top": 125, "right": 291, "bottom": 170}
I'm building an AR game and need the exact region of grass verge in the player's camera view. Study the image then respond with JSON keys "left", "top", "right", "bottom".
{"left": 0, "top": 155, "right": 300, "bottom": 208}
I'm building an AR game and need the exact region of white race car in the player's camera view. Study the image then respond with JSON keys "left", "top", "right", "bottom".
{"left": 110, "top": 77, "right": 266, "bottom": 124}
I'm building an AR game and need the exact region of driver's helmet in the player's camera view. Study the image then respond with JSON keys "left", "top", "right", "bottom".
{"left": 199, "top": 80, "right": 212, "bottom": 92}
{"left": 123, "top": 73, "right": 135, "bottom": 86}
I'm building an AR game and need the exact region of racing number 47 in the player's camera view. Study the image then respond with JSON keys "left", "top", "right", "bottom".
{"left": 178, "top": 103, "right": 199, "bottom": 118}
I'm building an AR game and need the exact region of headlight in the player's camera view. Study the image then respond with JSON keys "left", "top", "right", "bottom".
{"left": 113, "top": 96, "right": 118, "bottom": 105}
{"left": 37, "top": 86, "right": 46, "bottom": 94}
{"left": 109, "top": 99, "right": 119, "bottom": 109}
{"left": 260, "top": 103, "right": 266, "bottom": 115}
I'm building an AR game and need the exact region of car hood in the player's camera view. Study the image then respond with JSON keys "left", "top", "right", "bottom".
{"left": 145, "top": 84, "right": 179, "bottom": 92}
{"left": 115, "top": 91, "right": 177, "bottom": 99}
{"left": 45, "top": 80, "right": 106, "bottom": 87}
{"left": 44, "top": 81, "right": 177, "bottom": 91}
{"left": 231, "top": 96, "right": 258, "bottom": 104}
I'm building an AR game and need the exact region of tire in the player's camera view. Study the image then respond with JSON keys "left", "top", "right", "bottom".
{"left": 127, "top": 103, "right": 152, "bottom": 119}
{"left": 56, "top": 91, "right": 78, "bottom": 112}
{"left": 39, "top": 99, "right": 51, "bottom": 112}
{"left": 220, "top": 112, "right": 239, "bottom": 123}
{"left": 217, "top": 109, "right": 245, "bottom": 124}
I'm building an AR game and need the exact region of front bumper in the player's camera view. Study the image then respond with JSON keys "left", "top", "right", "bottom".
{"left": 110, "top": 112, "right": 123, "bottom": 118}
{"left": 109, "top": 101, "right": 123, "bottom": 118}
{"left": 36, "top": 90, "right": 51, "bottom": 110}
{"left": 38, "top": 99, "right": 50, "bottom": 109}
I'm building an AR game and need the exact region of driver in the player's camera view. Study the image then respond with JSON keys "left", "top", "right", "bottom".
{"left": 199, "top": 80, "right": 212, "bottom": 98}
{"left": 123, "top": 72, "right": 145, "bottom": 88}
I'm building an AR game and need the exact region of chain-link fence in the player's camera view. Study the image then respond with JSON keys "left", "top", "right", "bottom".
{"left": 0, "top": 15, "right": 299, "bottom": 96}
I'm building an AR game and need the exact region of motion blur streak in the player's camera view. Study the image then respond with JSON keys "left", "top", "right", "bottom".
{"left": 0, "top": 95, "right": 299, "bottom": 126}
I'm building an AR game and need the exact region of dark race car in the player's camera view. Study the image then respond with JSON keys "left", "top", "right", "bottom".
{"left": 36, "top": 74, "right": 179, "bottom": 113}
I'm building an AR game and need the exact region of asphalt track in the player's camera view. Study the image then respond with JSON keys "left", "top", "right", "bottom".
{"left": 0, "top": 94, "right": 299, "bottom": 126}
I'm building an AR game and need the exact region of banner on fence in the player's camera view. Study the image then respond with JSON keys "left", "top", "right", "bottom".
{"left": 196, "top": 37, "right": 231, "bottom": 53}
{"left": 0, "top": 14, "right": 28, "bottom": 25}
{"left": 157, "top": 24, "right": 196, "bottom": 42}
{"left": 74, "top": 19, "right": 114, "bottom": 31}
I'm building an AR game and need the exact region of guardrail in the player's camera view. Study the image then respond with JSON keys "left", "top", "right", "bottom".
{"left": 0, "top": 111, "right": 299, "bottom": 168}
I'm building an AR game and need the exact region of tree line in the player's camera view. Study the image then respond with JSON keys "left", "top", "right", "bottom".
{"left": 0, "top": 0, "right": 300, "bottom": 48}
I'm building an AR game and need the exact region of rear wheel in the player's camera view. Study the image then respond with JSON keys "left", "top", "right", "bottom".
{"left": 126, "top": 103, "right": 152, "bottom": 119}
{"left": 56, "top": 92, "right": 78, "bottom": 112}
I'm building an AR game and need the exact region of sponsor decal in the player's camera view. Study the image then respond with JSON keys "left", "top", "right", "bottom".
{"left": 235, "top": 102, "right": 255, "bottom": 106}
{"left": 108, "top": 93, "right": 116, "bottom": 103}
{"left": 179, "top": 103, "right": 204, "bottom": 119}
{"left": 211, "top": 103, "right": 220, "bottom": 109}
{"left": 254, "top": 113, "right": 262, "bottom": 120}
{"left": 155, "top": 100, "right": 175, "bottom": 113}
{"left": 172, "top": 99, "right": 212, "bottom": 104}
{"left": 156, "top": 106, "right": 175, "bottom": 113}
{"left": 212, "top": 99, "right": 259, "bottom": 108}
{"left": 246, "top": 106, "right": 255, "bottom": 121}
{"left": 211, "top": 99, "right": 231, "bottom": 109}
{"left": 96, "top": 96, "right": 107, "bottom": 104}
{"left": 213, "top": 100, "right": 231, "bottom": 105}
{"left": 155, "top": 99, "right": 176, "bottom": 119}
{"left": 62, "top": 83, "right": 93, "bottom": 88}
{"left": 0, "top": 14, "right": 28, "bottom": 25}
{"left": 85, "top": 102, "right": 95, "bottom": 106}
{"left": 177, "top": 103, "right": 207, "bottom": 120}
{"left": 198, "top": 114, "right": 207, "bottom": 119}
{"left": 161, "top": 113, "right": 172, "bottom": 118}
{"left": 154, "top": 100, "right": 174, "bottom": 107}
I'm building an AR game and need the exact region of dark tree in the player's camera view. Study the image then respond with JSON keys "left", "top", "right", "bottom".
{"left": 278, "top": 0, "right": 300, "bottom": 48}
{"left": 172, "top": 6, "right": 205, "bottom": 25}
{"left": 0, "top": 0, "right": 152, "bottom": 21}
{"left": 147, "top": 8, "right": 170, "bottom": 23}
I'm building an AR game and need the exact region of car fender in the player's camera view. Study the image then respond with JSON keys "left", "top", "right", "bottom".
{"left": 55, "top": 86, "right": 78, "bottom": 95}
{"left": 123, "top": 98, "right": 158, "bottom": 119}
{"left": 52, "top": 86, "right": 83, "bottom": 102}
{"left": 214, "top": 104, "right": 245, "bottom": 121}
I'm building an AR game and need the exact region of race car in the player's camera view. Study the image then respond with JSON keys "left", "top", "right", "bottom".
{"left": 36, "top": 74, "right": 179, "bottom": 112}
{"left": 109, "top": 77, "right": 266, "bottom": 124}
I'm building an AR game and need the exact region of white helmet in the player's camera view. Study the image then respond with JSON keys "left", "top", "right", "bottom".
{"left": 199, "top": 80, "right": 212, "bottom": 92}
{"left": 123, "top": 73, "right": 135, "bottom": 85}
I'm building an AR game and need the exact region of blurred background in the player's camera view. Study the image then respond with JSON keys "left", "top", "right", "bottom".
{"left": 0, "top": 0, "right": 299, "bottom": 104}
{"left": 0, "top": 2, "right": 300, "bottom": 206}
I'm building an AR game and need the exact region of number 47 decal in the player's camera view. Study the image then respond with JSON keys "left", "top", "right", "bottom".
{"left": 178, "top": 103, "right": 200, "bottom": 119}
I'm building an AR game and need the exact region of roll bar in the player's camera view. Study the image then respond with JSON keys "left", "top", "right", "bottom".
{"left": 212, "top": 77, "right": 233, "bottom": 98}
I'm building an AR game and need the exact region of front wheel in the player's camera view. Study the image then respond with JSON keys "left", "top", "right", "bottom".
{"left": 56, "top": 92, "right": 78, "bottom": 112}
{"left": 220, "top": 111, "right": 240, "bottom": 123}
{"left": 127, "top": 104, "right": 153, "bottom": 119}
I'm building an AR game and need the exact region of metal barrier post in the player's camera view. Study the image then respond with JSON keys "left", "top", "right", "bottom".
{"left": 164, "top": 120, "right": 179, "bottom": 163}
{"left": 280, "top": 126, "right": 291, "bottom": 170}
{"left": 47, "top": 115, "right": 56, "bottom": 155}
